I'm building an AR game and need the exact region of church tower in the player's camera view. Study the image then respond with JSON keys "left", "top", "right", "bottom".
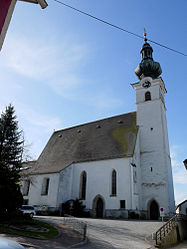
{"left": 132, "top": 33, "right": 175, "bottom": 219}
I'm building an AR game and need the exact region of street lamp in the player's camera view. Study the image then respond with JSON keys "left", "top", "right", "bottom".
{"left": 183, "top": 159, "right": 187, "bottom": 170}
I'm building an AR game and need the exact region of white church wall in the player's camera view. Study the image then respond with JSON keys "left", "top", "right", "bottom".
{"left": 160, "top": 100, "right": 175, "bottom": 214}
{"left": 131, "top": 129, "right": 141, "bottom": 212}
{"left": 69, "top": 158, "right": 133, "bottom": 216}
{"left": 56, "top": 165, "right": 74, "bottom": 207}
{"left": 22, "top": 173, "right": 59, "bottom": 209}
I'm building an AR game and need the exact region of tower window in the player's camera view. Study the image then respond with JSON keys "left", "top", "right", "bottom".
{"left": 80, "top": 171, "right": 87, "bottom": 200}
{"left": 145, "top": 91, "right": 151, "bottom": 101}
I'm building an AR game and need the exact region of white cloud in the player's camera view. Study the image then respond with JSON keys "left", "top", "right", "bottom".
{"left": 174, "top": 189, "right": 187, "bottom": 205}
{"left": 16, "top": 103, "right": 62, "bottom": 133}
{"left": 173, "top": 170, "right": 187, "bottom": 185}
{"left": 0, "top": 35, "right": 91, "bottom": 98}
{"left": 170, "top": 145, "right": 183, "bottom": 168}
{"left": 16, "top": 103, "right": 62, "bottom": 159}
{"left": 0, "top": 34, "right": 125, "bottom": 111}
{"left": 88, "top": 92, "right": 123, "bottom": 110}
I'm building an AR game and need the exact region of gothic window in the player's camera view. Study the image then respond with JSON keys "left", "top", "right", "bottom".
{"left": 23, "top": 180, "right": 30, "bottom": 196}
{"left": 145, "top": 91, "right": 151, "bottom": 101}
{"left": 41, "top": 178, "right": 50, "bottom": 195}
{"left": 80, "top": 171, "right": 87, "bottom": 200}
{"left": 111, "top": 169, "right": 117, "bottom": 196}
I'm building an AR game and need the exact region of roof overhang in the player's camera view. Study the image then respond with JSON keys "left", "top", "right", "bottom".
{"left": 0, "top": 0, "right": 47, "bottom": 51}
{"left": 0, "top": 0, "right": 17, "bottom": 51}
{"left": 19, "top": 0, "right": 48, "bottom": 9}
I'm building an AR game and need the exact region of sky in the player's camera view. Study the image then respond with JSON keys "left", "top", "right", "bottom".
{"left": 0, "top": 0, "right": 186, "bottom": 205}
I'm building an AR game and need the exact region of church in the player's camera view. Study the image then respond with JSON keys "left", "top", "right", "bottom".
{"left": 21, "top": 37, "right": 176, "bottom": 220}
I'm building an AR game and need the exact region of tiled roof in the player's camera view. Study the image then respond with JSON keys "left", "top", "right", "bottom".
{"left": 28, "top": 112, "right": 137, "bottom": 174}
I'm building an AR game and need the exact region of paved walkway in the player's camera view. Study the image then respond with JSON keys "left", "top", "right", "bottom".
{"left": 0, "top": 223, "right": 83, "bottom": 249}
{"left": 38, "top": 216, "right": 163, "bottom": 249}
{"left": 1, "top": 216, "right": 186, "bottom": 249}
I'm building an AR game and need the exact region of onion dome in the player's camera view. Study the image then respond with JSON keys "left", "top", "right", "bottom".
{"left": 135, "top": 31, "right": 162, "bottom": 80}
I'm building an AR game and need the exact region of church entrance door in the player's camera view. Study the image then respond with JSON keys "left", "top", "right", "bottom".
{"left": 150, "top": 200, "right": 159, "bottom": 220}
{"left": 96, "top": 198, "right": 104, "bottom": 218}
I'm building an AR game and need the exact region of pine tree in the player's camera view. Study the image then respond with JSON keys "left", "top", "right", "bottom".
{"left": 0, "top": 104, "right": 23, "bottom": 219}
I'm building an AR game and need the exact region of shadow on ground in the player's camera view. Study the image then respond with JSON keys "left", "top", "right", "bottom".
{"left": 0, "top": 224, "right": 83, "bottom": 249}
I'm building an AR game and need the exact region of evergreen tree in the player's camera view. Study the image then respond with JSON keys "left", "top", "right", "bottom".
{"left": 0, "top": 104, "right": 23, "bottom": 219}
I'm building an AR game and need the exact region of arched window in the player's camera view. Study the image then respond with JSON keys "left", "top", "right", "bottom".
{"left": 23, "top": 180, "right": 30, "bottom": 196}
{"left": 80, "top": 171, "right": 87, "bottom": 200}
{"left": 145, "top": 91, "right": 151, "bottom": 101}
{"left": 41, "top": 178, "right": 50, "bottom": 195}
{"left": 111, "top": 169, "right": 117, "bottom": 196}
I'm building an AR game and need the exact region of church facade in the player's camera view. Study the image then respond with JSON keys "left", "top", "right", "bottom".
{"left": 21, "top": 39, "right": 175, "bottom": 219}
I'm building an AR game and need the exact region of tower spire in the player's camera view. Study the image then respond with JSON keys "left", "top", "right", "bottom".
{"left": 134, "top": 31, "right": 162, "bottom": 80}
{"left": 144, "top": 28, "right": 147, "bottom": 42}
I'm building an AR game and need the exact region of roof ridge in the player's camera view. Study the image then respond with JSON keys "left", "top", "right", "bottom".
{"left": 54, "top": 111, "right": 136, "bottom": 134}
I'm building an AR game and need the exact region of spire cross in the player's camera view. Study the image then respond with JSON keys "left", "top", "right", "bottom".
{"left": 144, "top": 28, "right": 147, "bottom": 42}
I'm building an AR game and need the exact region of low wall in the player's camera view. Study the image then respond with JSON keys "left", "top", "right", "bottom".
{"left": 160, "top": 226, "right": 179, "bottom": 248}
{"left": 158, "top": 220, "right": 187, "bottom": 248}
{"left": 105, "top": 209, "right": 128, "bottom": 218}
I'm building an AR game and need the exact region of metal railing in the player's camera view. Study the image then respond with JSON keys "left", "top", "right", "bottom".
{"left": 62, "top": 215, "right": 87, "bottom": 240}
{"left": 155, "top": 214, "right": 187, "bottom": 247}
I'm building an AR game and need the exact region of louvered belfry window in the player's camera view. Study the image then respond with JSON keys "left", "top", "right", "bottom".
{"left": 145, "top": 91, "right": 151, "bottom": 101}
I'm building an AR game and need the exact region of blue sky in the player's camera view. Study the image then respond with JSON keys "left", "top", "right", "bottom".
{"left": 0, "top": 0, "right": 186, "bottom": 205}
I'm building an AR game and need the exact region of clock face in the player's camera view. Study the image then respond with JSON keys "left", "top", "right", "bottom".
{"left": 142, "top": 81, "right": 151, "bottom": 88}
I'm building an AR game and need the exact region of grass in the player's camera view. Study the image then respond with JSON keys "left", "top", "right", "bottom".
{"left": 0, "top": 219, "right": 59, "bottom": 239}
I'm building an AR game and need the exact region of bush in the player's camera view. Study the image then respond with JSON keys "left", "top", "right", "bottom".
{"left": 60, "top": 199, "right": 87, "bottom": 217}
{"left": 128, "top": 211, "right": 139, "bottom": 219}
{"left": 47, "top": 210, "right": 60, "bottom": 216}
